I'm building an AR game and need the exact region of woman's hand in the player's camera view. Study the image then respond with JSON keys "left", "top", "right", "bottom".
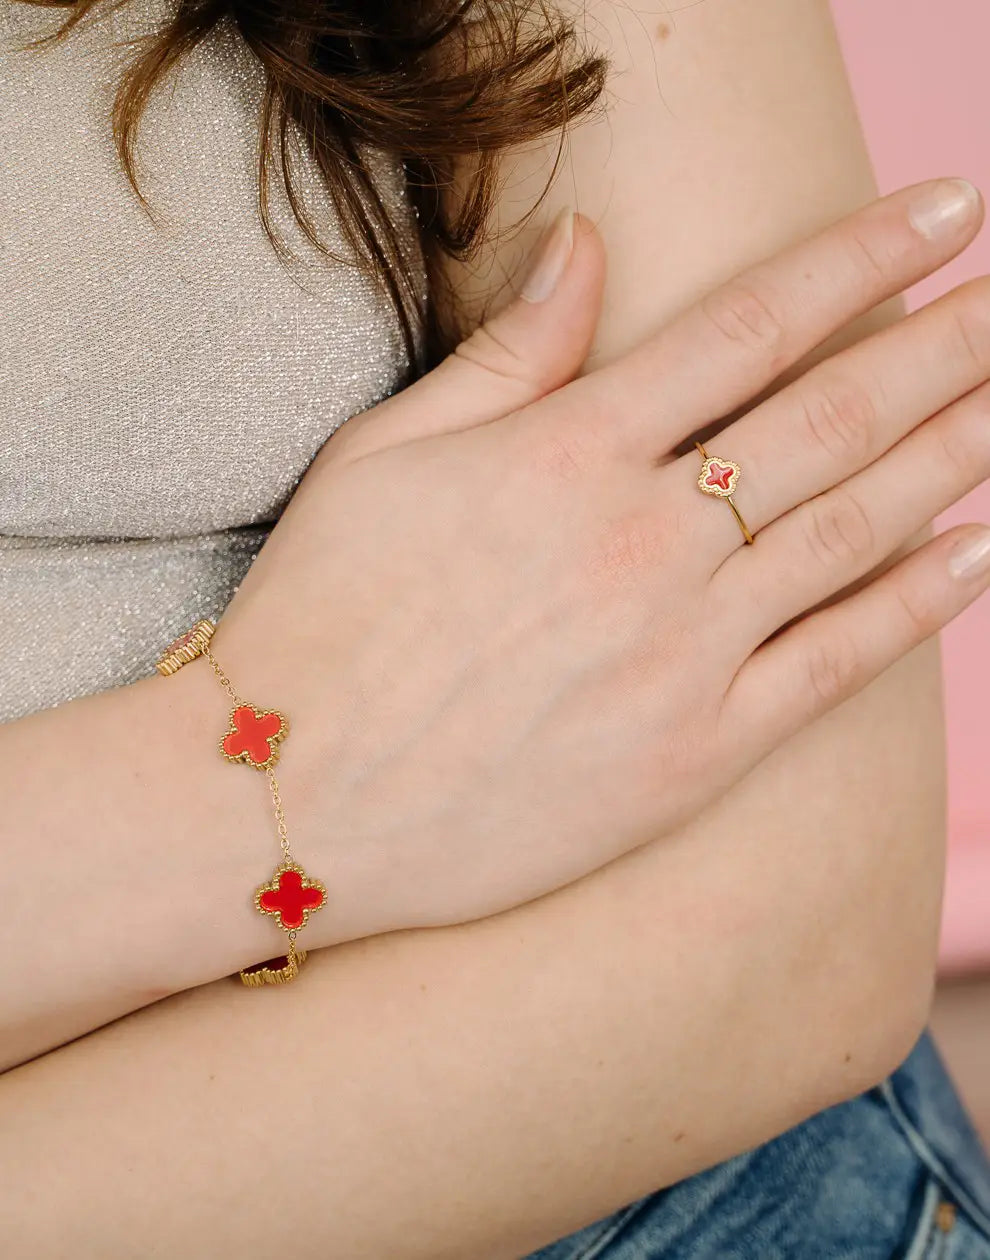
{"left": 205, "top": 178, "right": 990, "bottom": 947}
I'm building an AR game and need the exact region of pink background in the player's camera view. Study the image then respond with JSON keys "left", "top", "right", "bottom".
{"left": 832, "top": 0, "right": 989, "bottom": 970}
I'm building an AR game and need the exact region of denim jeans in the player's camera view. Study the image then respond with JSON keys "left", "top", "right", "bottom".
{"left": 526, "top": 1032, "right": 990, "bottom": 1259}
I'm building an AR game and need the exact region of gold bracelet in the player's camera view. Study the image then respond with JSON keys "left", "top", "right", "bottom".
{"left": 155, "top": 618, "right": 326, "bottom": 987}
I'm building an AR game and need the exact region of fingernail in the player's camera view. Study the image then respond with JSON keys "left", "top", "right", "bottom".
{"left": 519, "top": 207, "right": 575, "bottom": 303}
{"left": 908, "top": 179, "right": 981, "bottom": 240}
{"left": 949, "top": 529, "right": 990, "bottom": 580}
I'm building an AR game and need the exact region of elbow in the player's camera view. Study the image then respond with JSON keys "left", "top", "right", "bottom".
{"left": 814, "top": 930, "right": 940, "bottom": 1111}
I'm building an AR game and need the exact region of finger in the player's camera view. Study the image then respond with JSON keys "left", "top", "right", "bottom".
{"left": 327, "top": 209, "right": 606, "bottom": 462}
{"left": 724, "top": 378, "right": 990, "bottom": 639}
{"left": 671, "top": 273, "right": 990, "bottom": 560}
{"left": 720, "top": 523, "right": 990, "bottom": 760}
{"left": 575, "top": 177, "right": 983, "bottom": 460}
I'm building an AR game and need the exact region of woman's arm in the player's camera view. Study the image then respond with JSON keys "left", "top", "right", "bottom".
{"left": 0, "top": 2, "right": 976, "bottom": 1256}
{"left": 449, "top": 0, "right": 900, "bottom": 370}
{"left": 0, "top": 789, "right": 933, "bottom": 1260}
{"left": 0, "top": 650, "right": 302, "bottom": 1068}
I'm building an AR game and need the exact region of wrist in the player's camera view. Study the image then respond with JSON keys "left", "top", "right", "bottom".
{"left": 133, "top": 660, "right": 289, "bottom": 992}
{"left": 198, "top": 613, "right": 411, "bottom": 954}
{"left": 152, "top": 622, "right": 385, "bottom": 983}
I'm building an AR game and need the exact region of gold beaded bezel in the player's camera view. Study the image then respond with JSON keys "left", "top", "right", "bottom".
{"left": 254, "top": 860, "right": 328, "bottom": 933}
{"left": 219, "top": 704, "right": 289, "bottom": 772}
{"left": 697, "top": 456, "right": 742, "bottom": 499}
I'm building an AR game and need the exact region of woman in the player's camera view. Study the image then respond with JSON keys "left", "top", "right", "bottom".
{"left": 1, "top": 0, "right": 989, "bottom": 1255}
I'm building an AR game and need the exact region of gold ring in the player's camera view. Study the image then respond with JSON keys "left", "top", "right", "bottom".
{"left": 695, "top": 442, "right": 754, "bottom": 545}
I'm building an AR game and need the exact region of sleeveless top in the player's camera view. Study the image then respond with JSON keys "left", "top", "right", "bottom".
{"left": 0, "top": 0, "right": 424, "bottom": 722}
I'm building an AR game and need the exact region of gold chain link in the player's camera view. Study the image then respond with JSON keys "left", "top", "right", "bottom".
{"left": 202, "top": 645, "right": 243, "bottom": 706}
{"left": 266, "top": 765, "right": 293, "bottom": 866}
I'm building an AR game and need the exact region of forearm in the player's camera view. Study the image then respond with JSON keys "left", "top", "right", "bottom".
{"left": 1, "top": 656, "right": 322, "bottom": 1068}
{"left": 0, "top": 737, "right": 927, "bottom": 1260}
{"left": 0, "top": 662, "right": 944, "bottom": 1260}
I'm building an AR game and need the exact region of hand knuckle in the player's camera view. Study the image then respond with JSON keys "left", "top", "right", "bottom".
{"left": 843, "top": 226, "right": 893, "bottom": 288}
{"left": 455, "top": 324, "right": 545, "bottom": 392}
{"left": 806, "top": 633, "right": 860, "bottom": 706}
{"left": 806, "top": 490, "right": 876, "bottom": 568}
{"left": 586, "top": 511, "right": 667, "bottom": 582}
{"left": 700, "top": 276, "right": 787, "bottom": 364}
{"left": 894, "top": 583, "right": 936, "bottom": 637}
{"left": 799, "top": 373, "right": 877, "bottom": 463}
{"left": 939, "top": 380, "right": 990, "bottom": 476}
{"left": 947, "top": 281, "right": 990, "bottom": 373}
{"left": 533, "top": 428, "right": 591, "bottom": 483}
{"left": 935, "top": 414, "right": 982, "bottom": 478}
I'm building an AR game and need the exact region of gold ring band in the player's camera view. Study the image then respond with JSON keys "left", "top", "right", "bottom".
{"left": 695, "top": 442, "right": 754, "bottom": 545}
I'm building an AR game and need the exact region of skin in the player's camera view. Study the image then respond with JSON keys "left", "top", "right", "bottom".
{"left": 4, "top": 191, "right": 986, "bottom": 1067}
{"left": 1, "top": 1, "right": 988, "bottom": 1255}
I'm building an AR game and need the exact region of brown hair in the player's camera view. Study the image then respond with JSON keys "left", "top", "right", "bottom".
{"left": 21, "top": 0, "right": 606, "bottom": 369}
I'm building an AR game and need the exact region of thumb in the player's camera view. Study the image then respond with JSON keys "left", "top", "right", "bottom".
{"left": 333, "top": 209, "right": 606, "bottom": 459}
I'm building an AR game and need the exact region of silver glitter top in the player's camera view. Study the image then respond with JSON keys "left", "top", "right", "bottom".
{"left": 0, "top": 0, "right": 424, "bottom": 721}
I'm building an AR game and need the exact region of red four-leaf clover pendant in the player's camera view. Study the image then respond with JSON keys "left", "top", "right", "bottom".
{"left": 255, "top": 863, "right": 327, "bottom": 931}
{"left": 698, "top": 456, "right": 741, "bottom": 498}
{"left": 220, "top": 704, "right": 288, "bottom": 770}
